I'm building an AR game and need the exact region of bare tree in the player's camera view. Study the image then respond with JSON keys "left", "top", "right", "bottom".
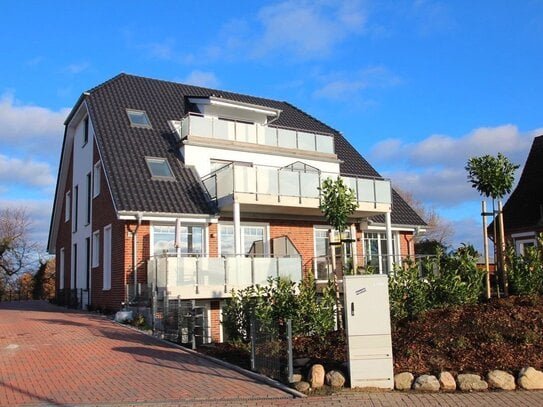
{"left": 394, "top": 186, "right": 454, "bottom": 246}
{"left": 0, "top": 208, "right": 39, "bottom": 277}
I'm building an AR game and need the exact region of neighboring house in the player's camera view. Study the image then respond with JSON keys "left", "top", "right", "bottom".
{"left": 499, "top": 135, "right": 543, "bottom": 254}
{"left": 47, "top": 73, "right": 425, "bottom": 341}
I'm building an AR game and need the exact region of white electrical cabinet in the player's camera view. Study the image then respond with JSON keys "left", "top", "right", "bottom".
{"left": 343, "top": 275, "right": 394, "bottom": 389}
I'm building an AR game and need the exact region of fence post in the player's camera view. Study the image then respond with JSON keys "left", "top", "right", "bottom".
{"left": 250, "top": 317, "right": 256, "bottom": 371}
{"left": 287, "top": 319, "right": 293, "bottom": 383}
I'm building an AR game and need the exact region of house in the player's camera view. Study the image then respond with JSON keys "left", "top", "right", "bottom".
{"left": 47, "top": 73, "right": 425, "bottom": 342}
{"left": 499, "top": 135, "right": 543, "bottom": 254}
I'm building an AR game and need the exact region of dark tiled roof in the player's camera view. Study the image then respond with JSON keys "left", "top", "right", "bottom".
{"left": 500, "top": 135, "right": 543, "bottom": 231}
{"left": 86, "top": 73, "right": 425, "bottom": 225}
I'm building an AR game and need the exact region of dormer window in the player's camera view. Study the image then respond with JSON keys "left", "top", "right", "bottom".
{"left": 145, "top": 157, "right": 175, "bottom": 180}
{"left": 127, "top": 109, "right": 152, "bottom": 128}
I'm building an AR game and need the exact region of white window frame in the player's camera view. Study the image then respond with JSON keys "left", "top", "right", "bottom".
{"left": 92, "top": 230, "right": 100, "bottom": 268}
{"left": 93, "top": 161, "right": 101, "bottom": 198}
{"left": 103, "top": 224, "right": 112, "bottom": 290}
{"left": 363, "top": 230, "right": 400, "bottom": 274}
{"left": 59, "top": 248, "right": 65, "bottom": 290}
{"left": 515, "top": 238, "right": 536, "bottom": 256}
{"left": 218, "top": 222, "right": 269, "bottom": 256}
{"left": 65, "top": 191, "right": 71, "bottom": 222}
{"left": 150, "top": 223, "right": 208, "bottom": 256}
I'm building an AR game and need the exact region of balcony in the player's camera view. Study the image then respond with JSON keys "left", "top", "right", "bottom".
{"left": 179, "top": 113, "right": 335, "bottom": 155}
{"left": 202, "top": 163, "right": 392, "bottom": 216}
{"left": 147, "top": 254, "right": 302, "bottom": 299}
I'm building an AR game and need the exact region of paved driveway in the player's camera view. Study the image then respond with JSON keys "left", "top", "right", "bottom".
{"left": 0, "top": 301, "right": 291, "bottom": 405}
{"left": 1, "top": 301, "right": 543, "bottom": 407}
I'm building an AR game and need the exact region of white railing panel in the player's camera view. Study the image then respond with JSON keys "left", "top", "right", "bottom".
{"left": 234, "top": 166, "right": 256, "bottom": 193}
{"left": 264, "top": 127, "right": 278, "bottom": 146}
{"left": 300, "top": 172, "right": 320, "bottom": 198}
{"left": 277, "top": 257, "right": 302, "bottom": 281}
{"left": 279, "top": 171, "right": 300, "bottom": 196}
{"left": 253, "top": 257, "right": 276, "bottom": 285}
{"left": 297, "top": 131, "right": 315, "bottom": 151}
{"left": 190, "top": 115, "right": 213, "bottom": 137}
{"left": 175, "top": 257, "right": 197, "bottom": 286}
{"left": 217, "top": 167, "right": 234, "bottom": 199}
{"left": 316, "top": 134, "right": 334, "bottom": 154}
{"left": 277, "top": 129, "right": 297, "bottom": 149}
{"left": 198, "top": 257, "right": 225, "bottom": 286}
{"left": 375, "top": 179, "right": 392, "bottom": 204}
{"left": 213, "top": 118, "right": 230, "bottom": 140}
{"left": 357, "top": 178, "right": 376, "bottom": 202}
{"left": 256, "top": 167, "right": 279, "bottom": 196}
{"left": 226, "top": 257, "right": 253, "bottom": 287}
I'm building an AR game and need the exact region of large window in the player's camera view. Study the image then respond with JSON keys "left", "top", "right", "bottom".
{"left": 219, "top": 224, "right": 267, "bottom": 256}
{"left": 363, "top": 232, "right": 398, "bottom": 274}
{"left": 93, "top": 161, "right": 101, "bottom": 198}
{"left": 65, "top": 191, "right": 71, "bottom": 222}
{"left": 59, "top": 248, "right": 65, "bottom": 290}
{"left": 86, "top": 172, "right": 91, "bottom": 225}
{"left": 92, "top": 230, "right": 100, "bottom": 268}
{"left": 152, "top": 224, "right": 205, "bottom": 255}
{"left": 103, "top": 225, "right": 112, "bottom": 290}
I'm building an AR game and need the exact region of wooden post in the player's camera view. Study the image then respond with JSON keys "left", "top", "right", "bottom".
{"left": 498, "top": 201, "right": 508, "bottom": 296}
{"left": 482, "top": 201, "right": 491, "bottom": 299}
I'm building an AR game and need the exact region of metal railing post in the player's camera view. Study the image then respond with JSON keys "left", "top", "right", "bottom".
{"left": 250, "top": 318, "right": 256, "bottom": 371}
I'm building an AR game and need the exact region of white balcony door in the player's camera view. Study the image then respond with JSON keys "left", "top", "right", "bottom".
{"left": 219, "top": 223, "right": 268, "bottom": 256}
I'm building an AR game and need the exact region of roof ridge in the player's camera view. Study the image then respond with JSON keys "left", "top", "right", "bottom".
{"left": 86, "top": 72, "right": 128, "bottom": 93}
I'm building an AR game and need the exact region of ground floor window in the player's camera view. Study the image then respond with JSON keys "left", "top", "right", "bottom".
{"left": 515, "top": 238, "right": 536, "bottom": 256}
{"left": 363, "top": 231, "right": 399, "bottom": 274}
{"left": 152, "top": 224, "right": 205, "bottom": 255}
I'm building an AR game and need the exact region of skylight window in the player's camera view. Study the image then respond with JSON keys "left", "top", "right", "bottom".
{"left": 146, "top": 157, "right": 175, "bottom": 179}
{"left": 127, "top": 109, "right": 152, "bottom": 128}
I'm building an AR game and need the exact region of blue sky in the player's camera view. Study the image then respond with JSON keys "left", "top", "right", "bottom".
{"left": 1, "top": 0, "right": 543, "bottom": 252}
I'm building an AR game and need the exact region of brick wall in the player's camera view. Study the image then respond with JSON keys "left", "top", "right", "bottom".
{"left": 210, "top": 300, "right": 221, "bottom": 342}
{"left": 90, "top": 141, "right": 126, "bottom": 311}
{"left": 55, "top": 151, "right": 74, "bottom": 297}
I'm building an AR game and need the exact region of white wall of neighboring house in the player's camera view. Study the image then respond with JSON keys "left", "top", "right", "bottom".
{"left": 71, "top": 111, "right": 94, "bottom": 293}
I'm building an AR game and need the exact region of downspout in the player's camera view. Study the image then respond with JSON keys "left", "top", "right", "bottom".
{"left": 128, "top": 212, "right": 143, "bottom": 299}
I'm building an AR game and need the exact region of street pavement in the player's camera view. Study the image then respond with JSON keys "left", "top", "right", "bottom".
{"left": 1, "top": 300, "right": 543, "bottom": 406}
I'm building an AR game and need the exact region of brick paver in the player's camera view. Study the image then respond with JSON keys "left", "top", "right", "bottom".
{"left": 1, "top": 301, "right": 543, "bottom": 406}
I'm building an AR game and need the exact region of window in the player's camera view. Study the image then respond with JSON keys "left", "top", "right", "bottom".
{"left": 86, "top": 172, "right": 91, "bottom": 225}
{"left": 65, "top": 191, "right": 71, "bottom": 222}
{"left": 103, "top": 225, "right": 112, "bottom": 290}
{"left": 83, "top": 116, "right": 89, "bottom": 146}
{"left": 145, "top": 157, "right": 175, "bottom": 179}
{"left": 313, "top": 227, "right": 341, "bottom": 280}
{"left": 72, "top": 186, "right": 79, "bottom": 232}
{"left": 363, "top": 232, "right": 399, "bottom": 274}
{"left": 85, "top": 237, "right": 90, "bottom": 290}
{"left": 92, "top": 230, "right": 100, "bottom": 267}
{"left": 516, "top": 238, "right": 536, "bottom": 256}
{"left": 93, "top": 161, "right": 101, "bottom": 198}
{"left": 72, "top": 243, "right": 77, "bottom": 289}
{"left": 219, "top": 224, "right": 267, "bottom": 256}
{"left": 126, "top": 109, "right": 152, "bottom": 128}
{"left": 59, "top": 248, "right": 65, "bottom": 290}
{"left": 152, "top": 224, "right": 204, "bottom": 255}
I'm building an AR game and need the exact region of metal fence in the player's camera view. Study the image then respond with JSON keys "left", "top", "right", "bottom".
{"left": 250, "top": 317, "right": 293, "bottom": 383}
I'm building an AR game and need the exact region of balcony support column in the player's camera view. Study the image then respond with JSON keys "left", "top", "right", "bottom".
{"left": 385, "top": 211, "right": 393, "bottom": 274}
{"left": 233, "top": 200, "right": 242, "bottom": 256}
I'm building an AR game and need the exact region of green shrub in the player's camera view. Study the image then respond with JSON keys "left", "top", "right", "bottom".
{"left": 222, "top": 275, "right": 336, "bottom": 341}
{"left": 389, "top": 258, "right": 431, "bottom": 321}
{"left": 507, "top": 239, "right": 543, "bottom": 295}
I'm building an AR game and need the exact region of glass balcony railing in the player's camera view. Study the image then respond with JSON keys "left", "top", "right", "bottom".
{"left": 202, "top": 163, "right": 392, "bottom": 206}
{"left": 180, "top": 113, "right": 335, "bottom": 155}
{"left": 147, "top": 254, "right": 303, "bottom": 298}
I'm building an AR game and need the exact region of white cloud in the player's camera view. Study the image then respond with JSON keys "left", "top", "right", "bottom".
{"left": 313, "top": 66, "right": 402, "bottom": 100}
{"left": 64, "top": 62, "right": 90, "bottom": 74}
{"left": 253, "top": 0, "right": 366, "bottom": 59}
{"left": 377, "top": 125, "right": 543, "bottom": 251}
{"left": 181, "top": 70, "right": 220, "bottom": 88}
{"left": 0, "top": 154, "right": 55, "bottom": 188}
{"left": 0, "top": 93, "right": 69, "bottom": 151}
